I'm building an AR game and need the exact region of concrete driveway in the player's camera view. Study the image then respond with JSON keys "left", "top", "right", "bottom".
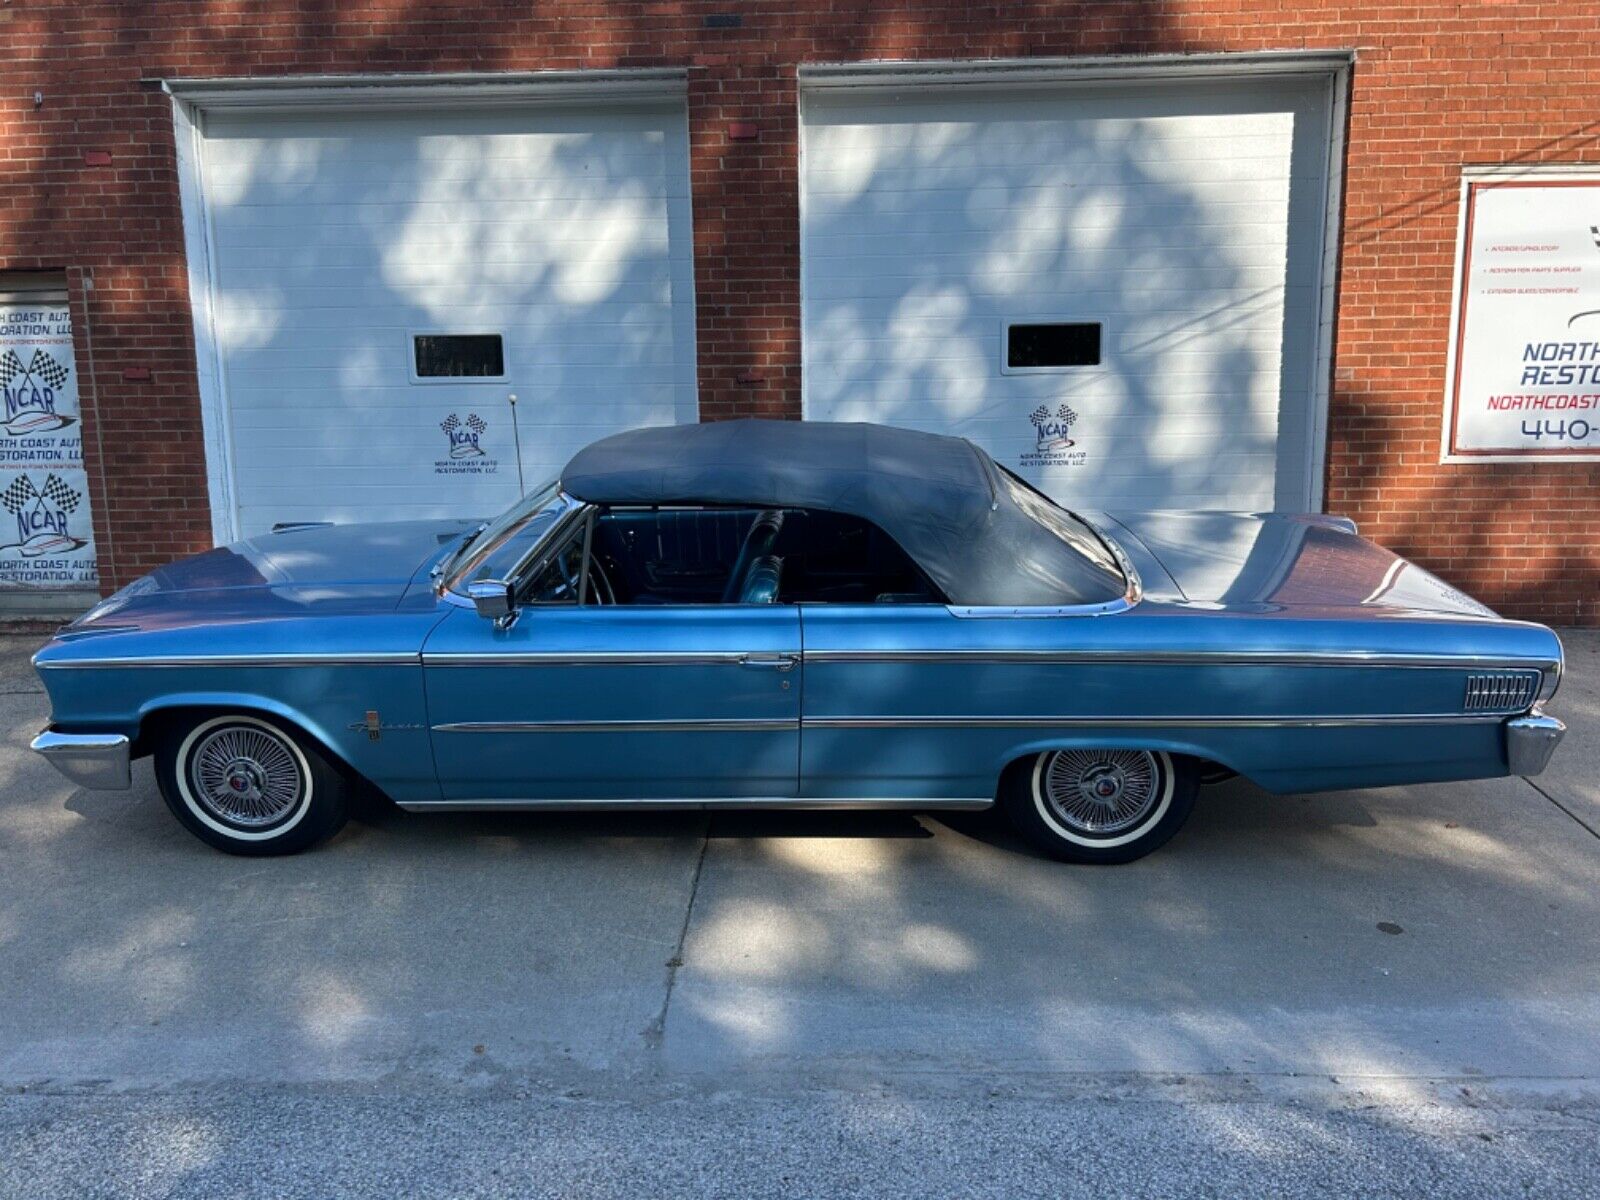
{"left": 1, "top": 631, "right": 1597, "bottom": 1197}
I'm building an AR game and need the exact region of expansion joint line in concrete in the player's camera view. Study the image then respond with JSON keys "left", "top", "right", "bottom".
{"left": 645, "top": 816, "right": 710, "bottom": 1048}
{"left": 1525, "top": 777, "right": 1600, "bottom": 840}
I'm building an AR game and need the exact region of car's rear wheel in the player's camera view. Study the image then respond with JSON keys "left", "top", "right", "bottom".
{"left": 999, "top": 748, "right": 1197, "bottom": 864}
{"left": 153, "top": 713, "right": 349, "bottom": 856}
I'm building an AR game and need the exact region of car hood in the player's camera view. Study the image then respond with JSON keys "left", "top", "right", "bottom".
{"left": 150, "top": 520, "right": 480, "bottom": 593}
{"left": 72, "top": 519, "right": 480, "bottom": 629}
{"left": 1098, "top": 510, "right": 1498, "bottom": 619}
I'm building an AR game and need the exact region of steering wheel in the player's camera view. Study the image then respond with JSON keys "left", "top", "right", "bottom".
{"left": 553, "top": 540, "right": 615, "bottom": 605}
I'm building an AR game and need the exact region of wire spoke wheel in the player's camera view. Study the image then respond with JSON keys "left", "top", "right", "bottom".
{"left": 1039, "top": 749, "right": 1162, "bottom": 838}
{"left": 187, "top": 723, "right": 305, "bottom": 829}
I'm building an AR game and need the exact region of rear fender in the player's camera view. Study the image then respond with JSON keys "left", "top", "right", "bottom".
{"left": 995, "top": 734, "right": 1239, "bottom": 778}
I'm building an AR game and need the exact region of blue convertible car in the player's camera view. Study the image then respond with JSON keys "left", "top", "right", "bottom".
{"left": 31, "top": 420, "right": 1565, "bottom": 862}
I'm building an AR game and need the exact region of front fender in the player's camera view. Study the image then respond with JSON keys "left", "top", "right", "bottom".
{"left": 40, "top": 662, "right": 443, "bottom": 806}
{"left": 134, "top": 692, "right": 350, "bottom": 764}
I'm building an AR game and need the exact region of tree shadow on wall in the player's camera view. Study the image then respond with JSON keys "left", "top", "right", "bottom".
{"left": 191, "top": 101, "right": 698, "bottom": 535}
{"left": 799, "top": 74, "right": 1333, "bottom": 517}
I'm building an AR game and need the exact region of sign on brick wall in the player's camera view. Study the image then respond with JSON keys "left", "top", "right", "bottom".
{"left": 1443, "top": 172, "right": 1600, "bottom": 460}
{"left": 0, "top": 300, "right": 98, "bottom": 591}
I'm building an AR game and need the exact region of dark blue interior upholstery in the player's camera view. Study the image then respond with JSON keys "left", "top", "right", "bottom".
{"left": 720, "top": 509, "right": 785, "bottom": 603}
{"left": 737, "top": 555, "right": 783, "bottom": 604}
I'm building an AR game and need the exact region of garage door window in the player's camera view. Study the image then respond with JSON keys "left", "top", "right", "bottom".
{"left": 410, "top": 333, "right": 506, "bottom": 382}
{"left": 1003, "top": 322, "right": 1102, "bottom": 373}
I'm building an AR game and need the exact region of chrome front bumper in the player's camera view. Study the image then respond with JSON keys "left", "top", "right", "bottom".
{"left": 31, "top": 729, "right": 131, "bottom": 790}
{"left": 1505, "top": 712, "right": 1565, "bottom": 778}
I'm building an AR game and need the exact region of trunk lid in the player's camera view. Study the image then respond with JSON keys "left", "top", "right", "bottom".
{"left": 1100, "top": 511, "right": 1497, "bottom": 618}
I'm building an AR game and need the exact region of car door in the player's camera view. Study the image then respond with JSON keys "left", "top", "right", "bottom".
{"left": 422, "top": 602, "right": 801, "bottom": 803}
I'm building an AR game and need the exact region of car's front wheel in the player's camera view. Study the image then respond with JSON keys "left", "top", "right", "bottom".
{"left": 999, "top": 748, "right": 1198, "bottom": 864}
{"left": 153, "top": 713, "right": 349, "bottom": 856}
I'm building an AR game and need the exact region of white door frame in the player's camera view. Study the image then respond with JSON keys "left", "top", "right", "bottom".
{"left": 796, "top": 50, "right": 1354, "bottom": 512}
{"left": 166, "top": 69, "right": 690, "bottom": 545}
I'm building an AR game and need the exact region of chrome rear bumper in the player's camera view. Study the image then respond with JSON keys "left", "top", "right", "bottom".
{"left": 1505, "top": 712, "right": 1565, "bottom": 778}
{"left": 30, "top": 729, "right": 131, "bottom": 790}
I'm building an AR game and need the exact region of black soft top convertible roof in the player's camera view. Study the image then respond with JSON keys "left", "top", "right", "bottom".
{"left": 560, "top": 420, "right": 1128, "bottom": 608}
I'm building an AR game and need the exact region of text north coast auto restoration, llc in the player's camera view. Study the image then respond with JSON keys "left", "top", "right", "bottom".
{"left": 0, "top": 301, "right": 97, "bottom": 590}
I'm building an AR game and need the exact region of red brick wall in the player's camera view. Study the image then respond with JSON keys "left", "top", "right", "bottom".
{"left": 2, "top": 1, "right": 1597, "bottom": 620}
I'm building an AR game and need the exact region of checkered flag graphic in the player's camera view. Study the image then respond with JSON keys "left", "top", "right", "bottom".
{"left": 28, "top": 350, "right": 69, "bottom": 390}
{"left": 1056, "top": 403, "right": 1078, "bottom": 428}
{"left": 440, "top": 414, "right": 460, "bottom": 436}
{"left": 1592, "top": 226, "right": 1600, "bottom": 250}
{"left": 0, "top": 350, "right": 23, "bottom": 389}
{"left": 466, "top": 414, "right": 487, "bottom": 436}
{"left": 40, "top": 473, "right": 82, "bottom": 514}
{"left": 0, "top": 475, "right": 38, "bottom": 516}
{"left": 1030, "top": 405, "right": 1050, "bottom": 428}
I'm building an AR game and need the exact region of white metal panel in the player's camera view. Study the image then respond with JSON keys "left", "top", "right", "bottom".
{"left": 195, "top": 103, "right": 697, "bottom": 536}
{"left": 800, "top": 75, "right": 1335, "bottom": 511}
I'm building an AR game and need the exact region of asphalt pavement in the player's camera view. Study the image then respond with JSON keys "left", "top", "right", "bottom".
{"left": 1, "top": 630, "right": 1597, "bottom": 1197}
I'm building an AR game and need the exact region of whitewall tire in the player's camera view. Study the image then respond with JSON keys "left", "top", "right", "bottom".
{"left": 154, "top": 713, "right": 349, "bottom": 856}
{"left": 1000, "top": 748, "right": 1198, "bottom": 864}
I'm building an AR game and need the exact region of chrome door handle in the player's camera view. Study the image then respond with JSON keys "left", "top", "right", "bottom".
{"left": 739, "top": 653, "right": 798, "bottom": 672}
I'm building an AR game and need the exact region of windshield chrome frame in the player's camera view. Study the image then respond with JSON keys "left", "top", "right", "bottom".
{"left": 440, "top": 490, "right": 586, "bottom": 603}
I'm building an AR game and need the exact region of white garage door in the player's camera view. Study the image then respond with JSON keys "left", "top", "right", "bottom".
{"left": 191, "top": 101, "right": 697, "bottom": 537}
{"left": 801, "top": 71, "right": 1337, "bottom": 511}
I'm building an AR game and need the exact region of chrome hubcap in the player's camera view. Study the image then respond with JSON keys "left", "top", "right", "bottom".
{"left": 1041, "top": 749, "right": 1161, "bottom": 837}
{"left": 189, "top": 725, "right": 303, "bottom": 828}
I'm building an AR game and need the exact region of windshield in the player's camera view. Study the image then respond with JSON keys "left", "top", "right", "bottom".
{"left": 443, "top": 480, "right": 568, "bottom": 592}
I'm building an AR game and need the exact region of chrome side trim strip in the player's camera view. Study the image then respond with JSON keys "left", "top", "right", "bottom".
{"left": 801, "top": 649, "right": 1562, "bottom": 672}
{"left": 434, "top": 718, "right": 798, "bottom": 734}
{"left": 36, "top": 652, "right": 421, "bottom": 670}
{"left": 432, "top": 712, "right": 1507, "bottom": 735}
{"left": 398, "top": 796, "right": 993, "bottom": 812}
{"left": 802, "top": 713, "right": 1508, "bottom": 729}
{"left": 423, "top": 651, "right": 757, "bottom": 668}
{"left": 40, "top": 650, "right": 1560, "bottom": 674}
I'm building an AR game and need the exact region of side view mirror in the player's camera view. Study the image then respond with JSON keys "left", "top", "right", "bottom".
{"left": 467, "top": 579, "right": 515, "bottom": 622}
